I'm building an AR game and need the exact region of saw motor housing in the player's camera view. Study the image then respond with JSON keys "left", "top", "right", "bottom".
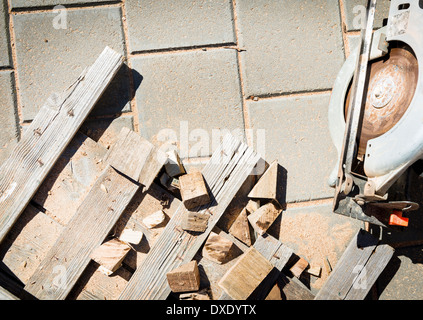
{"left": 328, "top": 0, "right": 423, "bottom": 227}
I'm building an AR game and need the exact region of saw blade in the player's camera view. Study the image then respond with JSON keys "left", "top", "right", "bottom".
{"left": 345, "top": 44, "right": 419, "bottom": 159}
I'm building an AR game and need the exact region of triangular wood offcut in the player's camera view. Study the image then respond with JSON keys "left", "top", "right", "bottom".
{"left": 229, "top": 208, "right": 251, "bottom": 246}
{"left": 248, "top": 160, "right": 278, "bottom": 201}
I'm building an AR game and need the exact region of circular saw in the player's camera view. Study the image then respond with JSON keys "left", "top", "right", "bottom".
{"left": 328, "top": 0, "right": 422, "bottom": 227}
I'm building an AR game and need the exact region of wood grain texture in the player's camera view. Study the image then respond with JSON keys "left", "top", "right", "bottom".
{"left": 315, "top": 229, "right": 394, "bottom": 300}
{"left": 0, "top": 47, "right": 123, "bottom": 243}
{"left": 0, "top": 285, "right": 19, "bottom": 300}
{"left": 103, "top": 127, "right": 166, "bottom": 188}
{"left": 118, "top": 134, "right": 261, "bottom": 300}
{"left": 166, "top": 260, "right": 200, "bottom": 293}
{"left": 24, "top": 166, "right": 139, "bottom": 300}
{"left": 218, "top": 247, "right": 274, "bottom": 300}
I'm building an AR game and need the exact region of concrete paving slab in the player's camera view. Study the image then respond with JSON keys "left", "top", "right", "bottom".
{"left": 125, "top": 0, "right": 235, "bottom": 53}
{"left": 12, "top": 7, "right": 130, "bottom": 122}
{"left": 343, "top": 0, "right": 391, "bottom": 32}
{"left": 0, "top": 1, "right": 12, "bottom": 67}
{"left": 131, "top": 49, "right": 244, "bottom": 158}
{"left": 0, "top": 71, "right": 19, "bottom": 165}
{"left": 10, "top": 0, "right": 118, "bottom": 9}
{"left": 236, "top": 0, "right": 345, "bottom": 97}
{"left": 247, "top": 94, "right": 337, "bottom": 203}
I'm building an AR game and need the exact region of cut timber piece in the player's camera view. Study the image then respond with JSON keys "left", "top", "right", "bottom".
{"left": 143, "top": 210, "right": 166, "bottom": 229}
{"left": 0, "top": 47, "right": 123, "bottom": 243}
{"left": 166, "top": 260, "right": 201, "bottom": 293}
{"left": 248, "top": 202, "right": 281, "bottom": 235}
{"left": 90, "top": 239, "right": 131, "bottom": 275}
{"left": 119, "top": 229, "right": 143, "bottom": 245}
{"left": 218, "top": 247, "right": 274, "bottom": 300}
{"left": 103, "top": 127, "right": 166, "bottom": 189}
{"left": 118, "top": 134, "right": 261, "bottom": 300}
{"left": 202, "top": 231, "right": 234, "bottom": 264}
{"left": 229, "top": 208, "right": 251, "bottom": 246}
{"left": 315, "top": 229, "right": 394, "bottom": 300}
{"left": 182, "top": 210, "right": 211, "bottom": 233}
{"left": 290, "top": 256, "right": 309, "bottom": 278}
{"left": 245, "top": 199, "right": 260, "bottom": 214}
{"left": 248, "top": 160, "right": 278, "bottom": 202}
{"left": 179, "top": 171, "right": 210, "bottom": 209}
{"left": 165, "top": 149, "right": 186, "bottom": 177}
{"left": 307, "top": 265, "right": 322, "bottom": 277}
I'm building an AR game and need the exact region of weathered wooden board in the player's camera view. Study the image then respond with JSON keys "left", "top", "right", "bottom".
{"left": 0, "top": 204, "right": 64, "bottom": 285}
{"left": 118, "top": 134, "right": 261, "bottom": 300}
{"left": 103, "top": 127, "right": 165, "bottom": 188}
{"left": 315, "top": 229, "right": 394, "bottom": 300}
{"left": 0, "top": 284, "right": 19, "bottom": 300}
{"left": 0, "top": 47, "right": 124, "bottom": 243}
{"left": 24, "top": 165, "right": 139, "bottom": 299}
{"left": 32, "top": 132, "right": 107, "bottom": 225}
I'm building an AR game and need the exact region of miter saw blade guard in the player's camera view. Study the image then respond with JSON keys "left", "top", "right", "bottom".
{"left": 328, "top": 0, "right": 423, "bottom": 227}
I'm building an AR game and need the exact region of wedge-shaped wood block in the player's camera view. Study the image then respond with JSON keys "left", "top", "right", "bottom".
{"left": 0, "top": 46, "right": 124, "bottom": 243}
{"left": 202, "top": 231, "right": 234, "bottom": 264}
{"left": 166, "top": 260, "right": 200, "bottom": 293}
{"left": 219, "top": 247, "right": 274, "bottom": 300}
{"left": 91, "top": 238, "right": 131, "bottom": 275}
{"left": 179, "top": 171, "right": 210, "bottom": 209}
{"left": 248, "top": 202, "right": 281, "bottom": 235}
{"left": 248, "top": 160, "right": 278, "bottom": 200}
{"left": 165, "top": 149, "right": 186, "bottom": 178}
{"left": 229, "top": 208, "right": 251, "bottom": 246}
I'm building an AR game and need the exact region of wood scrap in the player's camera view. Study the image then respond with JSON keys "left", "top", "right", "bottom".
{"left": 228, "top": 208, "right": 251, "bottom": 246}
{"left": 118, "top": 229, "right": 143, "bottom": 245}
{"left": 143, "top": 210, "right": 166, "bottom": 229}
{"left": 245, "top": 199, "right": 260, "bottom": 214}
{"left": 315, "top": 229, "right": 394, "bottom": 300}
{"left": 248, "top": 202, "right": 281, "bottom": 235}
{"left": 165, "top": 149, "right": 186, "bottom": 177}
{"left": 179, "top": 171, "right": 210, "bottom": 209}
{"left": 90, "top": 238, "right": 131, "bottom": 276}
{"left": 202, "top": 231, "right": 234, "bottom": 264}
{"left": 248, "top": 160, "right": 279, "bottom": 202}
{"left": 182, "top": 210, "right": 211, "bottom": 233}
{"left": 0, "top": 285, "right": 19, "bottom": 300}
{"left": 166, "top": 260, "right": 201, "bottom": 293}
{"left": 218, "top": 247, "right": 274, "bottom": 300}
{"left": 307, "top": 265, "right": 322, "bottom": 278}
{"left": 118, "top": 134, "right": 261, "bottom": 300}
{"left": 290, "top": 256, "right": 309, "bottom": 278}
{"left": 179, "top": 288, "right": 211, "bottom": 300}
{"left": 0, "top": 47, "right": 123, "bottom": 243}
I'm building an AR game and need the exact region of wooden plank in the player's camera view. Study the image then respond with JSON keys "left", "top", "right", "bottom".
{"left": 0, "top": 204, "right": 64, "bottom": 285}
{"left": 0, "top": 284, "right": 19, "bottom": 300}
{"left": 218, "top": 247, "right": 274, "bottom": 300}
{"left": 24, "top": 165, "right": 139, "bottom": 299}
{"left": 315, "top": 229, "right": 394, "bottom": 300}
{"left": 0, "top": 47, "right": 123, "bottom": 243}
{"left": 118, "top": 134, "right": 261, "bottom": 300}
{"left": 24, "top": 127, "right": 169, "bottom": 299}
{"left": 103, "top": 127, "right": 165, "bottom": 188}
